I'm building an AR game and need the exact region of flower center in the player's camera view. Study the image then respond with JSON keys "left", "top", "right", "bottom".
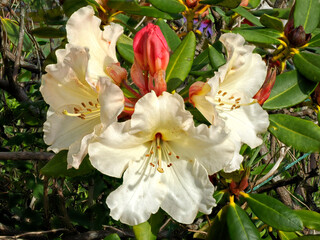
{"left": 145, "top": 132, "right": 180, "bottom": 173}
{"left": 62, "top": 99, "right": 100, "bottom": 120}
{"left": 215, "top": 90, "right": 257, "bottom": 111}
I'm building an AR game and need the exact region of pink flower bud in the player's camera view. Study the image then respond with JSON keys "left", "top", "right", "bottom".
{"left": 133, "top": 23, "right": 169, "bottom": 75}
{"left": 253, "top": 67, "right": 277, "bottom": 105}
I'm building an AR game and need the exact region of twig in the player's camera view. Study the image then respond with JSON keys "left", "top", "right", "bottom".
{"left": 5, "top": 48, "right": 40, "bottom": 73}
{"left": 65, "top": 227, "right": 135, "bottom": 240}
{"left": 0, "top": 152, "right": 54, "bottom": 161}
{"left": 0, "top": 228, "right": 69, "bottom": 239}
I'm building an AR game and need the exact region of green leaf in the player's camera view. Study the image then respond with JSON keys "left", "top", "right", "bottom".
{"left": 242, "top": 193, "right": 303, "bottom": 232}
{"left": 293, "top": 51, "right": 320, "bottom": 82}
{"left": 226, "top": 202, "right": 260, "bottom": 240}
{"left": 252, "top": 8, "right": 290, "bottom": 19}
{"left": 263, "top": 70, "right": 318, "bottom": 110}
{"left": 191, "top": 48, "right": 210, "bottom": 71}
{"left": 116, "top": 34, "right": 134, "bottom": 64}
{"left": 148, "top": 0, "right": 186, "bottom": 14}
{"left": 62, "top": 0, "right": 99, "bottom": 17}
{"left": 292, "top": 236, "right": 320, "bottom": 240}
{"left": 294, "top": 0, "right": 320, "bottom": 34}
{"left": 207, "top": 205, "right": 230, "bottom": 240}
{"left": 200, "top": 0, "right": 241, "bottom": 9}
{"left": 231, "top": 27, "right": 282, "bottom": 46}
{"left": 0, "top": 18, "right": 33, "bottom": 52}
{"left": 308, "top": 33, "right": 320, "bottom": 47}
{"left": 156, "top": 19, "right": 181, "bottom": 52}
{"left": 269, "top": 114, "right": 320, "bottom": 152}
{"left": 40, "top": 151, "right": 94, "bottom": 177}
{"left": 133, "top": 211, "right": 165, "bottom": 240}
{"left": 166, "top": 32, "right": 196, "bottom": 92}
{"left": 213, "top": 190, "right": 228, "bottom": 204}
{"left": 104, "top": 233, "right": 121, "bottom": 240}
{"left": 248, "top": 0, "right": 261, "bottom": 8}
{"left": 295, "top": 210, "right": 320, "bottom": 231}
{"left": 233, "top": 6, "right": 263, "bottom": 27}
{"left": 260, "top": 14, "right": 284, "bottom": 32}
{"left": 278, "top": 231, "right": 298, "bottom": 240}
{"left": 107, "top": 0, "right": 181, "bottom": 20}
{"left": 208, "top": 44, "right": 226, "bottom": 71}
{"left": 31, "top": 27, "right": 66, "bottom": 38}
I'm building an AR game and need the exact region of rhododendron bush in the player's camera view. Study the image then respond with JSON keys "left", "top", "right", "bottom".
{"left": 1, "top": 0, "right": 320, "bottom": 239}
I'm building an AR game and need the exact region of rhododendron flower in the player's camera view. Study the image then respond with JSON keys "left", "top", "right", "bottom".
{"left": 190, "top": 33, "right": 269, "bottom": 158}
{"left": 66, "top": 6, "right": 126, "bottom": 85}
{"left": 88, "top": 91, "right": 237, "bottom": 225}
{"left": 41, "top": 45, "right": 124, "bottom": 169}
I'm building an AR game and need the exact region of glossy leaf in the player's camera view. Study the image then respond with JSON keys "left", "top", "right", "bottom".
{"left": 308, "top": 33, "right": 320, "bottom": 47}
{"left": 104, "top": 233, "right": 121, "bottom": 240}
{"left": 200, "top": 0, "right": 241, "bottom": 8}
{"left": 295, "top": 210, "right": 320, "bottom": 231}
{"left": 278, "top": 231, "right": 298, "bottom": 240}
{"left": 116, "top": 34, "right": 134, "bottom": 64}
{"left": 233, "top": 6, "right": 263, "bottom": 27}
{"left": 252, "top": 8, "right": 290, "bottom": 19}
{"left": 208, "top": 44, "right": 226, "bottom": 71}
{"left": 0, "top": 18, "right": 33, "bottom": 52}
{"left": 156, "top": 19, "right": 181, "bottom": 52}
{"left": 166, "top": 32, "right": 196, "bottom": 92}
{"left": 293, "top": 51, "right": 320, "bottom": 82}
{"left": 107, "top": 0, "right": 180, "bottom": 20}
{"left": 40, "top": 151, "right": 94, "bottom": 177}
{"left": 260, "top": 14, "right": 284, "bottom": 32}
{"left": 226, "top": 202, "right": 260, "bottom": 240}
{"left": 132, "top": 211, "right": 164, "bottom": 240}
{"left": 31, "top": 27, "right": 66, "bottom": 38}
{"left": 269, "top": 114, "right": 320, "bottom": 152}
{"left": 263, "top": 70, "right": 318, "bottom": 110}
{"left": 191, "top": 48, "right": 210, "bottom": 71}
{"left": 207, "top": 205, "right": 230, "bottom": 240}
{"left": 148, "top": 0, "right": 186, "bottom": 14}
{"left": 294, "top": 0, "right": 320, "bottom": 33}
{"left": 231, "top": 27, "right": 282, "bottom": 45}
{"left": 292, "top": 236, "right": 320, "bottom": 240}
{"left": 242, "top": 193, "right": 303, "bottom": 232}
{"left": 213, "top": 190, "right": 228, "bottom": 204}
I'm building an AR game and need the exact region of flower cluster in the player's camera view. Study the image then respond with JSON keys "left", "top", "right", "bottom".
{"left": 41, "top": 6, "right": 269, "bottom": 226}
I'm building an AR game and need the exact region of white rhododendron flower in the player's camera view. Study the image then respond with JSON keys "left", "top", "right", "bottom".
{"left": 88, "top": 91, "right": 237, "bottom": 225}
{"left": 66, "top": 5, "right": 124, "bottom": 84}
{"left": 190, "top": 33, "right": 269, "bottom": 171}
{"left": 41, "top": 44, "right": 124, "bottom": 169}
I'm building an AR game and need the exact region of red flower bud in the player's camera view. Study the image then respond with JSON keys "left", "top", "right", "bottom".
{"left": 186, "top": 0, "right": 198, "bottom": 8}
{"left": 253, "top": 67, "right": 277, "bottom": 105}
{"left": 133, "top": 23, "right": 169, "bottom": 75}
{"left": 284, "top": 19, "right": 311, "bottom": 47}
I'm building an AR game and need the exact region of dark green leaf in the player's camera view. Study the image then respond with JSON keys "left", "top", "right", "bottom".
{"left": 226, "top": 202, "right": 260, "bottom": 240}
{"left": 213, "top": 190, "right": 228, "bottom": 204}
{"left": 192, "top": 48, "right": 210, "bottom": 71}
{"left": 208, "top": 44, "right": 226, "bottom": 71}
{"left": 62, "top": 0, "right": 98, "bottom": 17}
{"left": 308, "top": 33, "right": 320, "bottom": 47}
{"left": 269, "top": 114, "right": 320, "bottom": 152}
{"left": 116, "top": 34, "right": 134, "bottom": 64}
{"left": 104, "top": 233, "right": 121, "bottom": 240}
{"left": 40, "top": 151, "right": 94, "bottom": 177}
{"left": 207, "top": 205, "right": 230, "bottom": 240}
{"left": 166, "top": 32, "right": 196, "bottom": 92}
{"left": 31, "top": 27, "right": 66, "bottom": 38}
{"left": 0, "top": 18, "right": 33, "bottom": 52}
{"left": 233, "top": 6, "right": 263, "bottom": 27}
{"left": 156, "top": 19, "right": 181, "bottom": 52}
{"left": 260, "top": 14, "right": 284, "bottom": 32}
{"left": 252, "top": 8, "right": 290, "bottom": 19}
{"left": 295, "top": 210, "right": 320, "bottom": 231}
{"left": 293, "top": 51, "right": 320, "bottom": 82}
{"left": 294, "top": 0, "right": 320, "bottom": 33}
{"left": 148, "top": 0, "right": 186, "bottom": 14}
{"left": 263, "top": 70, "right": 318, "bottom": 110}
{"left": 231, "top": 27, "right": 282, "bottom": 46}
{"left": 292, "top": 236, "right": 320, "bottom": 240}
{"left": 108, "top": 0, "right": 181, "bottom": 20}
{"left": 200, "top": 0, "right": 241, "bottom": 9}
{"left": 243, "top": 193, "right": 303, "bottom": 231}
{"left": 278, "top": 231, "right": 298, "bottom": 240}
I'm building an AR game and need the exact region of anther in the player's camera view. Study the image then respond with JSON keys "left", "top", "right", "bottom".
{"left": 229, "top": 96, "right": 234, "bottom": 100}
{"left": 81, "top": 102, "right": 86, "bottom": 107}
{"left": 235, "top": 98, "right": 241, "bottom": 102}
{"left": 87, "top": 108, "right": 92, "bottom": 112}
{"left": 150, "top": 163, "right": 155, "bottom": 167}
{"left": 218, "top": 98, "right": 221, "bottom": 102}
{"left": 89, "top": 101, "right": 94, "bottom": 106}
{"left": 74, "top": 107, "right": 79, "bottom": 113}
{"left": 176, "top": 156, "right": 180, "bottom": 159}
{"left": 219, "top": 103, "right": 224, "bottom": 106}
{"left": 218, "top": 90, "right": 222, "bottom": 94}
{"left": 222, "top": 92, "right": 227, "bottom": 96}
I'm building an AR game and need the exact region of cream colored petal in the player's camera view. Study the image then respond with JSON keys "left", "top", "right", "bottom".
{"left": 66, "top": 6, "right": 123, "bottom": 83}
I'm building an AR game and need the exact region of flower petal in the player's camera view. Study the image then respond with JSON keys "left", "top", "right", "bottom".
{"left": 161, "top": 159, "right": 216, "bottom": 224}
{"left": 106, "top": 158, "right": 166, "bottom": 225}
{"left": 66, "top": 6, "right": 123, "bottom": 83}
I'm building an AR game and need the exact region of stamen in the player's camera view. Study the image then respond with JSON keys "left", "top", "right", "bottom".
{"left": 156, "top": 133, "right": 164, "bottom": 173}
{"left": 89, "top": 101, "right": 94, "bottom": 106}
{"left": 81, "top": 102, "right": 86, "bottom": 107}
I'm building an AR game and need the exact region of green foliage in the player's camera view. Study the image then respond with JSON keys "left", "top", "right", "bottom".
{"left": 294, "top": 0, "right": 320, "bottom": 33}
{"left": 293, "top": 51, "right": 320, "bottom": 82}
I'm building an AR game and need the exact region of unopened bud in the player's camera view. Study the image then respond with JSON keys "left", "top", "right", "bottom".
{"left": 133, "top": 23, "right": 169, "bottom": 75}
{"left": 253, "top": 67, "right": 277, "bottom": 105}
{"left": 186, "top": 0, "right": 198, "bottom": 8}
{"left": 284, "top": 19, "right": 311, "bottom": 47}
